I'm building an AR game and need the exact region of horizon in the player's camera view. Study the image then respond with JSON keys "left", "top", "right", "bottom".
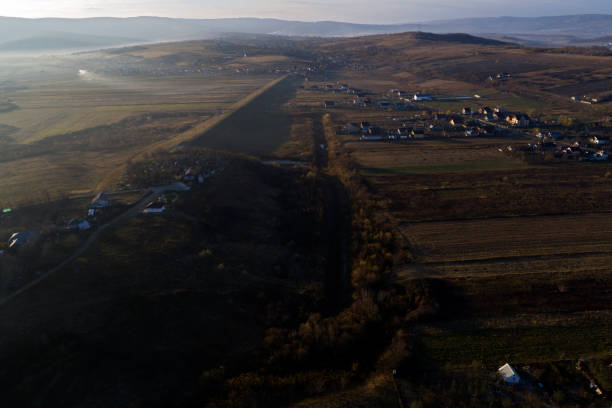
{"left": 1, "top": 12, "right": 612, "bottom": 25}
{"left": 2, "top": 0, "right": 612, "bottom": 24}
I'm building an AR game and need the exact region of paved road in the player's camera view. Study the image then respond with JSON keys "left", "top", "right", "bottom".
{"left": 0, "top": 183, "right": 190, "bottom": 307}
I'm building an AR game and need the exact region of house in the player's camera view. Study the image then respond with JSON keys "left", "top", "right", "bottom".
{"left": 506, "top": 114, "right": 530, "bottom": 128}
{"left": 498, "top": 364, "right": 520, "bottom": 384}
{"left": 143, "top": 201, "right": 165, "bottom": 214}
{"left": 324, "top": 101, "right": 336, "bottom": 109}
{"left": 91, "top": 191, "right": 111, "bottom": 209}
{"left": 88, "top": 209, "right": 96, "bottom": 217}
{"left": 413, "top": 94, "right": 433, "bottom": 102}
{"left": 360, "top": 122, "right": 373, "bottom": 132}
{"left": 361, "top": 98, "right": 372, "bottom": 107}
{"left": 591, "top": 151, "right": 609, "bottom": 161}
{"left": 360, "top": 134, "right": 383, "bottom": 141}
{"left": 377, "top": 100, "right": 392, "bottom": 109}
{"left": 449, "top": 116, "right": 464, "bottom": 126}
{"left": 8, "top": 231, "right": 38, "bottom": 250}
{"left": 67, "top": 218, "right": 91, "bottom": 231}
{"left": 346, "top": 123, "right": 361, "bottom": 134}
{"left": 434, "top": 113, "right": 447, "bottom": 121}
{"left": 462, "top": 107, "right": 472, "bottom": 115}
{"left": 479, "top": 106, "right": 493, "bottom": 115}
{"left": 590, "top": 136, "right": 610, "bottom": 146}
{"left": 183, "top": 168, "right": 196, "bottom": 181}
{"left": 465, "top": 128, "right": 480, "bottom": 137}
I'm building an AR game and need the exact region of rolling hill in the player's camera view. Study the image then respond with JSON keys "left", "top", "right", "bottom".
{"left": 1, "top": 14, "right": 612, "bottom": 52}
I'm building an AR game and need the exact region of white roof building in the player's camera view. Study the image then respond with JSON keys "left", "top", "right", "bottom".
{"left": 498, "top": 363, "right": 520, "bottom": 384}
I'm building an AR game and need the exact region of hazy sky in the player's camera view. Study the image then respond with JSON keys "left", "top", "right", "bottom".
{"left": 1, "top": 0, "right": 612, "bottom": 23}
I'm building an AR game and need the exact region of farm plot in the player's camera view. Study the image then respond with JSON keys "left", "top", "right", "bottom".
{"left": 346, "top": 137, "right": 527, "bottom": 174}
{"left": 0, "top": 74, "right": 272, "bottom": 143}
{"left": 367, "top": 164, "right": 612, "bottom": 221}
{"left": 401, "top": 213, "right": 612, "bottom": 264}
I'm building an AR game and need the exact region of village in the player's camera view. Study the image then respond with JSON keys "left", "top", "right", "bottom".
{"left": 307, "top": 80, "right": 612, "bottom": 163}
{"left": 0, "top": 149, "right": 228, "bottom": 297}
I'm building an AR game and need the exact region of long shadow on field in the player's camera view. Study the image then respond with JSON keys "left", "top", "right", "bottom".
{"left": 190, "top": 76, "right": 300, "bottom": 155}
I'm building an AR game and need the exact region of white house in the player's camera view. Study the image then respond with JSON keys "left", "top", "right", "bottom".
{"left": 413, "top": 94, "right": 433, "bottom": 102}
{"left": 498, "top": 364, "right": 520, "bottom": 384}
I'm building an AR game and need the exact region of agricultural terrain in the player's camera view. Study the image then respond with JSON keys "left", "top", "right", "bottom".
{"left": 0, "top": 32, "right": 611, "bottom": 407}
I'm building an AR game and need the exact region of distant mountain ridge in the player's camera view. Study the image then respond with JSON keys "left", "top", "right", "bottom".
{"left": 1, "top": 14, "right": 611, "bottom": 52}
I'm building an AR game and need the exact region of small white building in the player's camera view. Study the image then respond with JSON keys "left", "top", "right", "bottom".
{"left": 498, "top": 363, "right": 520, "bottom": 384}
{"left": 413, "top": 94, "right": 433, "bottom": 102}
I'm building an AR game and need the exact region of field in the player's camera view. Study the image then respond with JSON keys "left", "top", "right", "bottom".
{"left": 346, "top": 137, "right": 529, "bottom": 174}
{"left": 0, "top": 51, "right": 284, "bottom": 205}
{"left": 1, "top": 32, "right": 612, "bottom": 407}
{"left": 324, "top": 103, "right": 612, "bottom": 386}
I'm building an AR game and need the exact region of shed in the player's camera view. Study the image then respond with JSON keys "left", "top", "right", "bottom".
{"left": 498, "top": 363, "right": 520, "bottom": 384}
{"left": 91, "top": 191, "right": 111, "bottom": 209}
{"left": 143, "top": 201, "right": 165, "bottom": 214}
{"left": 67, "top": 218, "right": 91, "bottom": 231}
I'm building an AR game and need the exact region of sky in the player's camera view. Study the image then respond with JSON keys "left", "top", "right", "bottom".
{"left": 1, "top": 0, "right": 612, "bottom": 24}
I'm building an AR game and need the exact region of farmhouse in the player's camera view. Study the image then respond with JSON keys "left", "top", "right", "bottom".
{"left": 143, "top": 201, "right": 165, "bottom": 214}
{"left": 478, "top": 106, "right": 493, "bottom": 115}
{"left": 346, "top": 123, "right": 361, "bottom": 134}
{"left": 91, "top": 191, "right": 111, "bottom": 209}
{"left": 506, "top": 114, "right": 530, "bottom": 128}
{"left": 360, "top": 121, "right": 374, "bottom": 132}
{"left": 413, "top": 94, "right": 433, "bottom": 101}
{"left": 449, "top": 116, "right": 464, "bottom": 126}
{"left": 67, "top": 218, "right": 91, "bottom": 231}
{"left": 324, "top": 100, "right": 336, "bottom": 108}
{"left": 360, "top": 134, "right": 383, "bottom": 141}
{"left": 498, "top": 364, "right": 520, "bottom": 384}
{"left": 8, "top": 231, "right": 39, "bottom": 250}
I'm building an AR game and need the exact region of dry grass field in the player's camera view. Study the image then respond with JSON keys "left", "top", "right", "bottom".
{"left": 0, "top": 52, "right": 282, "bottom": 205}
{"left": 401, "top": 213, "right": 612, "bottom": 264}
{"left": 346, "top": 137, "right": 528, "bottom": 174}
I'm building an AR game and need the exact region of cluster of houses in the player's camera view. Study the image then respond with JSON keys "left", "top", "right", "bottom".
{"left": 461, "top": 106, "right": 532, "bottom": 128}
{"left": 128, "top": 152, "right": 228, "bottom": 188}
{"left": 345, "top": 121, "right": 428, "bottom": 141}
{"left": 513, "top": 131, "right": 611, "bottom": 161}
{"left": 488, "top": 72, "right": 512, "bottom": 81}
{"left": 571, "top": 94, "right": 612, "bottom": 105}
{"left": 345, "top": 103, "right": 536, "bottom": 142}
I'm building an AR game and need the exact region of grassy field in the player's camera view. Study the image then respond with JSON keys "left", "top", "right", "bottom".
{"left": 0, "top": 74, "right": 272, "bottom": 143}
{"left": 0, "top": 66, "right": 279, "bottom": 205}
{"left": 346, "top": 138, "right": 529, "bottom": 175}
